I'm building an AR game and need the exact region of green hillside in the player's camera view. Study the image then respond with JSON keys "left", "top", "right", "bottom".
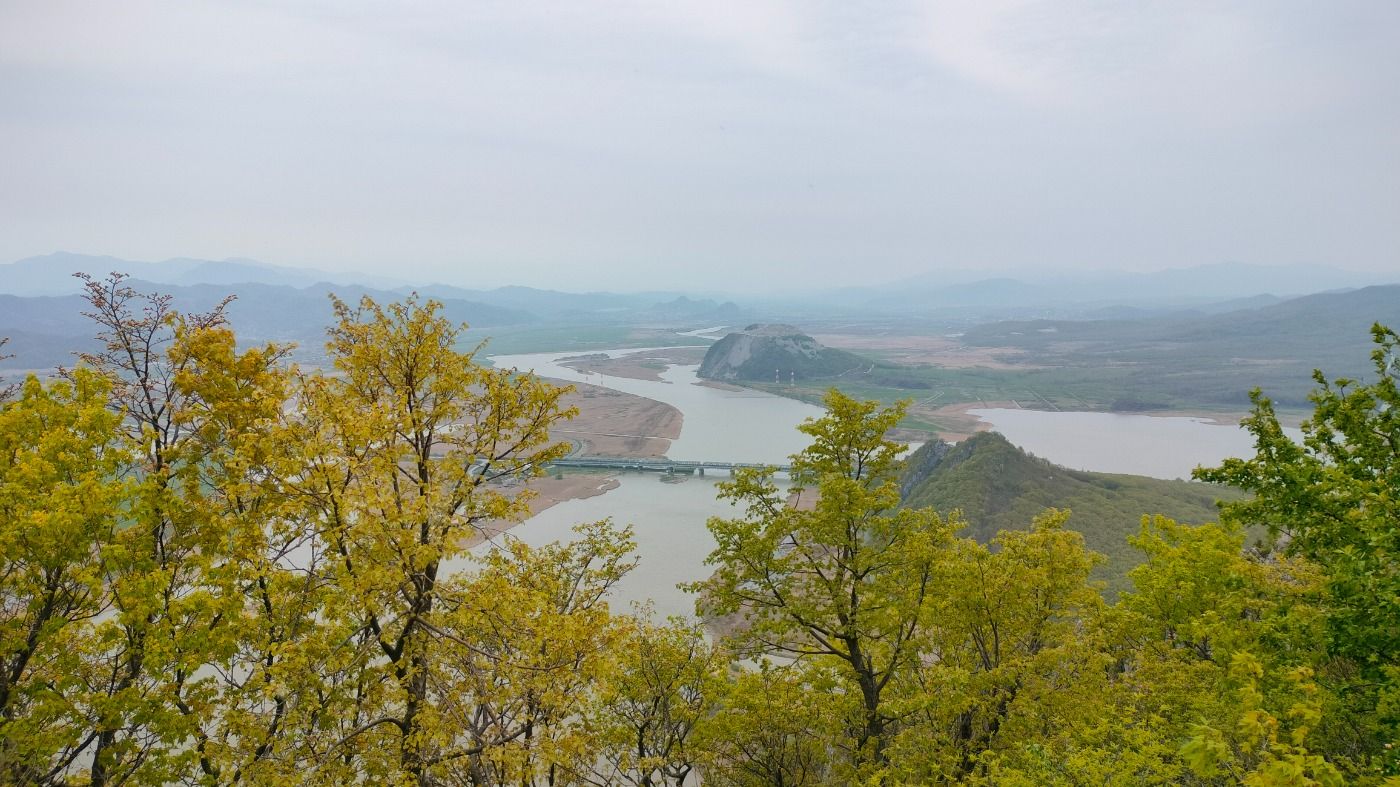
{"left": 899, "top": 432, "right": 1246, "bottom": 590}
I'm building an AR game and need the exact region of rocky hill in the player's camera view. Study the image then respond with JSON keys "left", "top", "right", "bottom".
{"left": 697, "top": 324, "right": 869, "bottom": 382}
{"left": 899, "top": 432, "right": 1246, "bottom": 591}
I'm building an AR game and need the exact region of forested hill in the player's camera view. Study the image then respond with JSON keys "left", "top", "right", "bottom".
{"left": 899, "top": 432, "right": 1245, "bottom": 589}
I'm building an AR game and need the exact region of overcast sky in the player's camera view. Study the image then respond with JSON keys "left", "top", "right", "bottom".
{"left": 1, "top": 1, "right": 1396, "bottom": 291}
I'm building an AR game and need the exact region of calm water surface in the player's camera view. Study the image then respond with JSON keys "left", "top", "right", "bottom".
{"left": 490, "top": 348, "right": 823, "bottom": 464}
{"left": 477, "top": 345, "right": 1288, "bottom": 617}
{"left": 475, "top": 346, "right": 820, "bottom": 619}
{"left": 968, "top": 408, "right": 1296, "bottom": 480}
{"left": 476, "top": 475, "right": 742, "bottom": 620}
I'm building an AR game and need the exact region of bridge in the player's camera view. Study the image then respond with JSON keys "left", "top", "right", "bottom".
{"left": 545, "top": 456, "right": 792, "bottom": 477}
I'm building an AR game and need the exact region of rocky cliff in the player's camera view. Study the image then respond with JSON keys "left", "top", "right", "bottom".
{"left": 697, "top": 324, "right": 868, "bottom": 382}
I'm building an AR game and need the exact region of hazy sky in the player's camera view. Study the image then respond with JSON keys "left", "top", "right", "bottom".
{"left": 1, "top": 1, "right": 1396, "bottom": 291}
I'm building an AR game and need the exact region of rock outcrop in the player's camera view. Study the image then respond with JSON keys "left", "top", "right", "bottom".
{"left": 697, "top": 324, "right": 867, "bottom": 382}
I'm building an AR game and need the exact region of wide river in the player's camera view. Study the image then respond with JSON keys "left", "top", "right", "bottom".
{"left": 477, "top": 345, "right": 1286, "bottom": 619}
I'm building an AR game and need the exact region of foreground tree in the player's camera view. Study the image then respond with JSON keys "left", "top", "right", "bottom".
{"left": 693, "top": 662, "right": 845, "bottom": 786}
{"left": 890, "top": 511, "right": 1106, "bottom": 782}
{"left": 439, "top": 521, "right": 636, "bottom": 785}
{"left": 1197, "top": 323, "right": 1399, "bottom": 671}
{"left": 292, "top": 295, "right": 578, "bottom": 784}
{"left": 1197, "top": 322, "right": 1400, "bottom": 770}
{"left": 0, "top": 337, "right": 15, "bottom": 399}
{"left": 0, "top": 371, "right": 126, "bottom": 783}
{"left": 161, "top": 321, "right": 330, "bottom": 783}
{"left": 74, "top": 273, "right": 262, "bottom": 785}
{"left": 583, "top": 619, "right": 724, "bottom": 787}
{"left": 694, "top": 391, "right": 953, "bottom": 772}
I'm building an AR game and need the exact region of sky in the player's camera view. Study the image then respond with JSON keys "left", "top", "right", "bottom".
{"left": 0, "top": 1, "right": 1396, "bottom": 291}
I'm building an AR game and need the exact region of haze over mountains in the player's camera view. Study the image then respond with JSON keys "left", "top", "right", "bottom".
{"left": 1, "top": 251, "right": 1396, "bottom": 388}
{"left": 5, "top": 251, "right": 1395, "bottom": 308}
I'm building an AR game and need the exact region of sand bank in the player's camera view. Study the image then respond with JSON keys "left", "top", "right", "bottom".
{"left": 559, "top": 347, "right": 709, "bottom": 382}
{"left": 549, "top": 379, "right": 683, "bottom": 458}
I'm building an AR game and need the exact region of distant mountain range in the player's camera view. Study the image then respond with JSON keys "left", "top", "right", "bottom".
{"left": 0, "top": 252, "right": 412, "bottom": 294}
{"left": 0, "top": 253, "right": 748, "bottom": 324}
{"left": 878, "top": 262, "right": 1396, "bottom": 309}
{"left": 3, "top": 252, "right": 1392, "bottom": 323}
{"left": 772, "top": 262, "right": 1399, "bottom": 320}
{"left": 0, "top": 254, "right": 753, "bottom": 372}
{"left": 0, "top": 281, "right": 532, "bottom": 369}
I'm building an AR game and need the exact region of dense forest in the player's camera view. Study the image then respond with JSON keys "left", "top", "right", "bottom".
{"left": 2, "top": 276, "right": 1397, "bottom": 785}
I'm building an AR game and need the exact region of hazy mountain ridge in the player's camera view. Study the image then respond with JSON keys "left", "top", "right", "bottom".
{"left": 0, "top": 253, "right": 747, "bottom": 324}
{"left": 0, "top": 279, "right": 535, "bottom": 370}
{"left": 0, "top": 252, "right": 413, "bottom": 294}
{"left": 866, "top": 262, "right": 1396, "bottom": 314}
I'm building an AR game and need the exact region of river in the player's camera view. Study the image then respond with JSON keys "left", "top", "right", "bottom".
{"left": 489, "top": 348, "right": 823, "bottom": 464}
{"left": 478, "top": 345, "right": 1289, "bottom": 619}
{"left": 479, "top": 347, "right": 824, "bottom": 619}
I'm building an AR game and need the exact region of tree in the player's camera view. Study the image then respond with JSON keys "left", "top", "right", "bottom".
{"left": 584, "top": 619, "right": 724, "bottom": 787}
{"left": 1197, "top": 324, "right": 1400, "bottom": 670}
{"left": 0, "top": 337, "right": 16, "bottom": 400}
{"left": 160, "top": 320, "right": 331, "bottom": 784}
{"left": 290, "top": 294, "right": 577, "bottom": 784}
{"left": 435, "top": 521, "right": 636, "bottom": 785}
{"left": 0, "top": 371, "right": 127, "bottom": 783}
{"left": 976, "top": 517, "right": 1331, "bottom": 786}
{"left": 693, "top": 390, "right": 952, "bottom": 771}
{"left": 73, "top": 272, "right": 252, "bottom": 786}
{"left": 889, "top": 511, "right": 1106, "bottom": 782}
{"left": 1196, "top": 323, "right": 1400, "bottom": 767}
{"left": 692, "top": 662, "right": 844, "bottom": 787}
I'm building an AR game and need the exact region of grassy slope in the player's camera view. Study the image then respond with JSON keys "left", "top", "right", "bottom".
{"left": 900, "top": 432, "right": 1247, "bottom": 592}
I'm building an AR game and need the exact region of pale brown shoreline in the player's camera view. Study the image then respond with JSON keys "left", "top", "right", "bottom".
{"left": 461, "top": 371, "right": 688, "bottom": 544}
{"left": 468, "top": 473, "right": 621, "bottom": 546}
{"left": 558, "top": 347, "right": 709, "bottom": 383}
{"left": 548, "top": 378, "right": 683, "bottom": 458}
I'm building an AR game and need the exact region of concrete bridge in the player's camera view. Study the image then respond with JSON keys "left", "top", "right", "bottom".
{"left": 545, "top": 456, "right": 792, "bottom": 477}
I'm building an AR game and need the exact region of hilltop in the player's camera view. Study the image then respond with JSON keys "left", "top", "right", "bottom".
{"left": 899, "top": 432, "right": 1245, "bottom": 590}
{"left": 697, "top": 324, "right": 871, "bottom": 382}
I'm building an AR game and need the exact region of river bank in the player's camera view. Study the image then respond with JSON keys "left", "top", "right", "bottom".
{"left": 550, "top": 378, "right": 683, "bottom": 458}
{"left": 470, "top": 472, "right": 621, "bottom": 546}
{"left": 558, "top": 347, "right": 709, "bottom": 382}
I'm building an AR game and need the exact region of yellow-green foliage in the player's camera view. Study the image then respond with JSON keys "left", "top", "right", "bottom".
{"left": 1, "top": 291, "right": 1396, "bottom": 786}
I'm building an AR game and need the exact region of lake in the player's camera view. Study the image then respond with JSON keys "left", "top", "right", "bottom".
{"left": 968, "top": 408, "right": 1295, "bottom": 480}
